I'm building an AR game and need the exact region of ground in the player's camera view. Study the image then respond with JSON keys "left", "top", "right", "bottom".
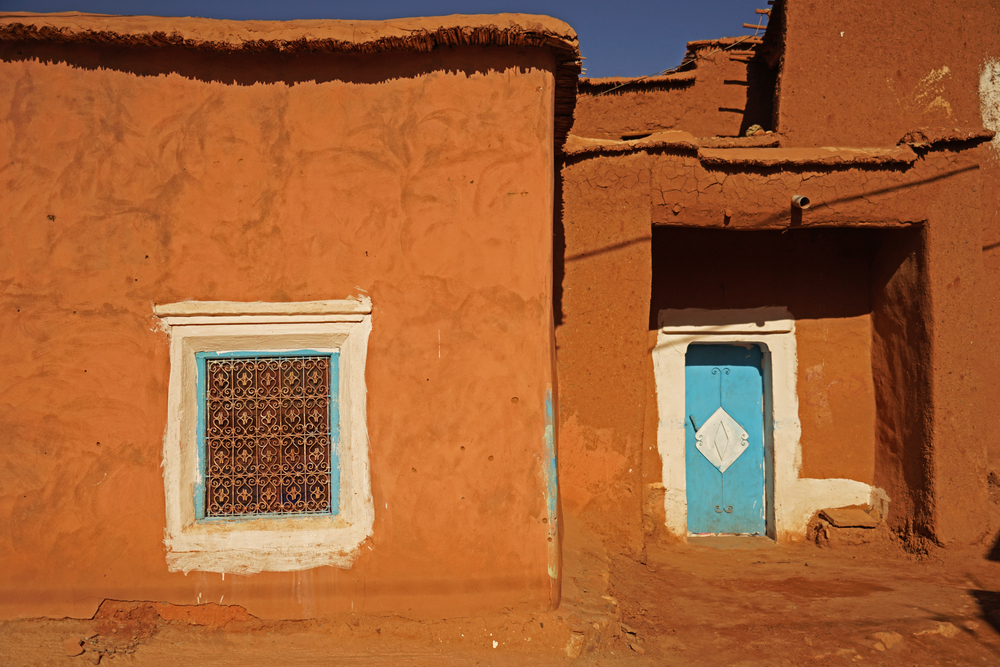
{"left": 4, "top": 519, "right": 1000, "bottom": 666}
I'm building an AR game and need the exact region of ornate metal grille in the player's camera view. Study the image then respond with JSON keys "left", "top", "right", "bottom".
{"left": 204, "top": 355, "right": 333, "bottom": 517}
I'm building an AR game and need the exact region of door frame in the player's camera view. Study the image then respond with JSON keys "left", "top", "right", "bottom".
{"left": 652, "top": 306, "right": 874, "bottom": 542}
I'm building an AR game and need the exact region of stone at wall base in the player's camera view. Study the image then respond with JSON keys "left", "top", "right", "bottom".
{"left": 819, "top": 508, "right": 880, "bottom": 529}
{"left": 809, "top": 507, "right": 886, "bottom": 547}
{"left": 64, "top": 638, "right": 84, "bottom": 657}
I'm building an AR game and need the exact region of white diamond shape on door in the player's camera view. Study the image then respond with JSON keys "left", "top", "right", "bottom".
{"left": 694, "top": 406, "right": 749, "bottom": 473}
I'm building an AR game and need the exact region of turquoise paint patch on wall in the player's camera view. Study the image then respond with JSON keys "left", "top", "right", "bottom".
{"left": 543, "top": 387, "right": 559, "bottom": 579}
{"left": 195, "top": 353, "right": 208, "bottom": 520}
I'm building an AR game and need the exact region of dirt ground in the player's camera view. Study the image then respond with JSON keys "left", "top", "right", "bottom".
{"left": 4, "top": 519, "right": 1000, "bottom": 666}
{"left": 611, "top": 540, "right": 1000, "bottom": 666}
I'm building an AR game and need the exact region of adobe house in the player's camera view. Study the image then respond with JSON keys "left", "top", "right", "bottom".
{"left": 2, "top": 0, "right": 1000, "bottom": 625}
{"left": 557, "top": 0, "right": 1000, "bottom": 556}
{"left": 0, "top": 12, "right": 580, "bottom": 620}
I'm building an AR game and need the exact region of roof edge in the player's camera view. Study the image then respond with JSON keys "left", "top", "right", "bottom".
{"left": 0, "top": 12, "right": 582, "bottom": 151}
{"left": 0, "top": 11, "right": 578, "bottom": 55}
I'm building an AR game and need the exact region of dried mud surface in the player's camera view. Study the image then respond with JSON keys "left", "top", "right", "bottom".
{"left": 5, "top": 523, "right": 1000, "bottom": 666}
{"left": 611, "top": 539, "right": 1000, "bottom": 665}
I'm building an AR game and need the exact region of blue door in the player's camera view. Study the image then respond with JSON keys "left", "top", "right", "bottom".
{"left": 685, "top": 344, "right": 766, "bottom": 535}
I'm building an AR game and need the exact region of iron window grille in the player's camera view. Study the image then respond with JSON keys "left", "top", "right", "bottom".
{"left": 196, "top": 351, "right": 339, "bottom": 519}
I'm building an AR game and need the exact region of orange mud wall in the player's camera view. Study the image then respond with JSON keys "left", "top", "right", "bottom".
{"left": 559, "top": 153, "right": 994, "bottom": 552}
{"left": 0, "top": 42, "right": 561, "bottom": 619}
{"left": 557, "top": 0, "right": 1000, "bottom": 553}
{"left": 775, "top": 0, "right": 1000, "bottom": 148}
{"left": 556, "top": 153, "right": 651, "bottom": 556}
{"left": 573, "top": 38, "right": 776, "bottom": 140}
{"left": 557, "top": 153, "right": 889, "bottom": 550}
{"left": 775, "top": 0, "right": 1000, "bottom": 545}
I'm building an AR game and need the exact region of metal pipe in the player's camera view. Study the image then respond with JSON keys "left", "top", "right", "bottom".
{"left": 791, "top": 195, "right": 811, "bottom": 209}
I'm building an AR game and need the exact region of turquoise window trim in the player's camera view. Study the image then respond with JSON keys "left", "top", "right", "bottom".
{"left": 194, "top": 349, "right": 341, "bottom": 522}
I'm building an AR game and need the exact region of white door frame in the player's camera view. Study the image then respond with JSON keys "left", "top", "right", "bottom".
{"left": 651, "top": 307, "right": 875, "bottom": 541}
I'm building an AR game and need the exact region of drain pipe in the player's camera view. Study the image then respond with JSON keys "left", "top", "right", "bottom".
{"left": 791, "top": 195, "right": 811, "bottom": 209}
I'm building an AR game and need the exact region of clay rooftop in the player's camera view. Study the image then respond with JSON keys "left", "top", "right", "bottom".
{"left": 0, "top": 11, "right": 578, "bottom": 55}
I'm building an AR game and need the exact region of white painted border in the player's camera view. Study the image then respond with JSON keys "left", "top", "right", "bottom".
{"left": 652, "top": 307, "right": 874, "bottom": 541}
{"left": 154, "top": 298, "right": 373, "bottom": 318}
{"left": 981, "top": 58, "right": 1000, "bottom": 157}
{"left": 158, "top": 298, "right": 374, "bottom": 573}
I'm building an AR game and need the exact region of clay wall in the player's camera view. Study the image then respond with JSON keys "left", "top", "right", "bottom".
{"left": 776, "top": 0, "right": 1000, "bottom": 148}
{"left": 558, "top": 136, "right": 994, "bottom": 549}
{"left": 5, "top": 0, "right": 1000, "bottom": 625}
{"left": 0, "top": 34, "right": 563, "bottom": 619}
{"left": 869, "top": 227, "right": 933, "bottom": 543}
{"left": 977, "top": 73, "right": 1000, "bottom": 481}
{"left": 981, "top": 138, "right": 1000, "bottom": 478}
{"left": 556, "top": 153, "right": 652, "bottom": 555}
{"left": 548, "top": 0, "right": 997, "bottom": 553}
{"left": 772, "top": 0, "right": 1000, "bottom": 545}
{"left": 572, "top": 39, "right": 777, "bottom": 140}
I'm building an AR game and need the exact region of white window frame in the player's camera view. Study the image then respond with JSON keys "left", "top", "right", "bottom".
{"left": 155, "top": 298, "right": 374, "bottom": 573}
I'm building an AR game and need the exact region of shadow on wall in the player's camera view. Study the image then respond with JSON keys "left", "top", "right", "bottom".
{"left": 647, "top": 227, "right": 881, "bottom": 327}
{"left": 553, "top": 161, "right": 566, "bottom": 327}
{"left": 737, "top": 56, "right": 777, "bottom": 136}
{"left": 0, "top": 41, "right": 550, "bottom": 88}
{"left": 986, "top": 531, "right": 1000, "bottom": 562}
{"left": 971, "top": 589, "right": 1000, "bottom": 633}
{"left": 661, "top": 163, "right": 980, "bottom": 229}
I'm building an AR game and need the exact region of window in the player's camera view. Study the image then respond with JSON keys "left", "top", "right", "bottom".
{"left": 155, "top": 299, "right": 374, "bottom": 574}
{"left": 199, "top": 352, "right": 337, "bottom": 519}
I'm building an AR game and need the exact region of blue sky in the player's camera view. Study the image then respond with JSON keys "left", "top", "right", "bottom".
{"left": 0, "top": 1, "right": 768, "bottom": 78}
